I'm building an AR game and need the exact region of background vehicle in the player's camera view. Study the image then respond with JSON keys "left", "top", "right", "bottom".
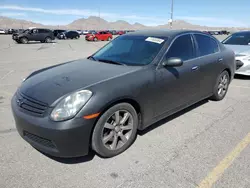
{"left": 53, "top": 29, "right": 66, "bottom": 37}
{"left": 222, "top": 31, "right": 250, "bottom": 75}
{"left": 85, "top": 31, "right": 112, "bottom": 41}
{"left": 82, "top": 30, "right": 90, "bottom": 35}
{"left": 117, "top": 31, "right": 125, "bottom": 35}
{"left": 0, "top": 29, "right": 6, "bottom": 34}
{"left": 221, "top": 30, "right": 230, "bottom": 35}
{"left": 12, "top": 28, "right": 55, "bottom": 44}
{"left": 76, "top": 30, "right": 83, "bottom": 35}
{"left": 12, "top": 30, "right": 235, "bottom": 158}
{"left": 57, "top": 30, "right": 80, "bottom": 39}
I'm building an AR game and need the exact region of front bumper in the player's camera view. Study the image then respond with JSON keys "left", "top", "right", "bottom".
{"left": 235, "top": 59, "right": 250, "bottom": 76}
{"left": 11, "top": 94, "right": 96, "bottom": 158}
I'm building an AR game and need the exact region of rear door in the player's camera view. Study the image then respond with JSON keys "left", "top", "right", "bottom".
{"left": 192, "top": 33, "right": 222, "bottom": 97}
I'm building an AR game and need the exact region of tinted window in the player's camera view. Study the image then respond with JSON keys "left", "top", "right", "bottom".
{"left": 194, "top": 34, "right": 219, "bottom": 56}
{"left": 166, "top": 34, "right": 195, "bottom": 61}
{"left": 93, "top": 35, "right": 168, "bottom": 66}
{"left": 222, "top": 32, "right": 250, "bottom": 45}
{"left": 39, "top": 29, "right": 49, "bottom": 33}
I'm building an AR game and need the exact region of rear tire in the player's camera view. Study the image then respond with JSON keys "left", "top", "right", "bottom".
{"left": 91, "top": 103, "right": 138, "bottom": 158}
{"left": 210, "top": 70, "right": 230, "bottom": 101}
{"left": 45, "top": 37, "right": 52, "bottom": 43}
{"left": 20, "top": 37, "right": 28, "bottom": 44}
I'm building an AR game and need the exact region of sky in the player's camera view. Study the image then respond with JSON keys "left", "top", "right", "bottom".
{"left": 0, "top": 0, "right": 249, "bottom": 27}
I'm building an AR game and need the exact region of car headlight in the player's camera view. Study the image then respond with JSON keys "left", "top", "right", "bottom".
{"left": 50, "top": 90, "right": 92, "bottom": 121}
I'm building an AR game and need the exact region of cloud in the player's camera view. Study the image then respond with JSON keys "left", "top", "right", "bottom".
{"left": 0, "top": 5, "right": 248, "bottom": 27}
{"left": 0, "top": 5, "right": 166, "bottom": 23}
{"left": 0, "top": 12, "right": 27, "bottom": 17}
{"left": 176, "top": 16, "right": 248, "bottom": 27}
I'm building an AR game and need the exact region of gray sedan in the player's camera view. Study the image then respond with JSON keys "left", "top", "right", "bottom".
{"left": 222, "top": 31, "right": 250, "bottom": 76}
{"left": 11, "top": 30, "right": 235, "bottom": 158}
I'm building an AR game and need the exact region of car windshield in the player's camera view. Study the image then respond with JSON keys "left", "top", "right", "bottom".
{"left": 92, "top": 35, "right": 167, "bottom": 66}
{"left": 222, "top": 32, "right": 250, "bottom": 45}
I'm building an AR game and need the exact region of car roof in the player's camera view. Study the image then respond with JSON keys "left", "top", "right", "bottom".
{"left": 232, "top": 31, "right": 250, "bottom": 35}
{"left": 125, "top": 29, "right": 209, "bottom": 38}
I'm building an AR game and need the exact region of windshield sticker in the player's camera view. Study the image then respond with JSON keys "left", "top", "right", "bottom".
{"left": 145, "top": 37, "right": 164, "bottom": 44}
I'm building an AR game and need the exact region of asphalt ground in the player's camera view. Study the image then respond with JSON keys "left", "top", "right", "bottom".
{"left": 0, "top": 34, "right": 250, "bottom": 188}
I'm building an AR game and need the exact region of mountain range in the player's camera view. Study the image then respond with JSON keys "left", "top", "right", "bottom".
{"left": 0, "top": 16, "right": 248, "bottom": 31}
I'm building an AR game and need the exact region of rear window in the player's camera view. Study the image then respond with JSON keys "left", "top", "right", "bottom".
{"left": 194, "top": 34, "right": 219, "bottom": 56}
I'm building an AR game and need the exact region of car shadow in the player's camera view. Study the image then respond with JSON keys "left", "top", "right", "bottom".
{"left": 138, "top": 99, "right": 209, "bottom": 136}
{"left": 39, "top": 149, "right": 96, "bottom": 164}
{"left": 27, "top": 41, "right": 57, "bottom": 44}
{"left": 234, "top": 75, "right": 250, "bottom": 80}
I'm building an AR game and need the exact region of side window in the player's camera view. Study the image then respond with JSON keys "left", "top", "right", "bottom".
{"left": 32, "top": 29, "right": 38, "bottom": 33}
{"left": 38, "top": 29, "right": 49, "bottom": 33}
{"left": 166, "top": 34, "right": 195, "bottom": 61}
{"left": 194, "top": 34, "right": 219, "bottom": 56}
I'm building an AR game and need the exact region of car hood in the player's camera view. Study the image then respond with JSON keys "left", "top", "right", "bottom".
{"left": 19, "top": 59, "right": 141, "bottom": 106}
{"left": 224, "top": 44, "right": 250, "bottom": 55}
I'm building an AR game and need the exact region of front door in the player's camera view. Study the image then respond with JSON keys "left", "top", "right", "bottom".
{"left": 154, "top": 34, "right": 201, "bottom": 117}
{"left": 29, "top": 29, "right": 41, "bottom": 41}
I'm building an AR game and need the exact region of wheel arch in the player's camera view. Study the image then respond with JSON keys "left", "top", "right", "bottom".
{"left": 224, "top": 68, "right": 232, "bottom": 81}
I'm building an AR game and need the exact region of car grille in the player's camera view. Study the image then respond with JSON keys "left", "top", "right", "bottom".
{"left": 236, "top": 60, "right": 244, "bottom": 70}
{"left": 16, "top": 92, "right": 48, "bottom": 116}
{"left": 23, "top": 131, "right": 56, "bottom": 149}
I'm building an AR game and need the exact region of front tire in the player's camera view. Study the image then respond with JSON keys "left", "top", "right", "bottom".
{"left": 20, "top": 37, "right": 28, "bottom": 44}
{"left": 91, "top": 103, "right": 138, "bottom": 158}
{"left": 210, "top": 70, "right": 230, "bottom": 101}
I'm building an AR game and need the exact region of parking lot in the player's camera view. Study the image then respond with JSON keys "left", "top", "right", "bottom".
{"left": 0, "top": 34, "right": 250, "bottom": 188}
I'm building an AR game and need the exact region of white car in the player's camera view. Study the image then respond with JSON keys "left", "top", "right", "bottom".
{"left": 82, "top": 30, "right": 90, "bottom": 35}
{"left": 222, "top": 31, "right": 250, "bottom": 76}
{"left": 0, "top": 29, "right": 6, "bottom": 34}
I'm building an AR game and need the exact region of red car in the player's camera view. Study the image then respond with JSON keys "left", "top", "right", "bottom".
{"left": 85, "top": 31, "right": 112, "bottom": 41}
{"left": 117, "top": 31, "right": 125, "bottom": 35}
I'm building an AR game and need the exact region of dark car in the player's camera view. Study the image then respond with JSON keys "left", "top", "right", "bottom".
{"left": 57, "top": 31, "right": 80, "bottom": 39}
{"left": 12, "top": 28, "right": 55, "bottom": 44}
{"left": 53, "top": 29, "right": 66, "bottom": 37}
{"left": 11, "top": 30, "right": 235, "bottom": 158}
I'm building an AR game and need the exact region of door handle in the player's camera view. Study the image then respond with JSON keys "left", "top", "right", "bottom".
{"left": 191, "top": 66, "right": 199, "bottom": 71}
{"left": 218, "top": 58, "right": 223, "bottom": 62}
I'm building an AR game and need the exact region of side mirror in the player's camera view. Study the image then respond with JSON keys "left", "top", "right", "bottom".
{"left": 162, "top": 57, "right": 183, "bottom": 67}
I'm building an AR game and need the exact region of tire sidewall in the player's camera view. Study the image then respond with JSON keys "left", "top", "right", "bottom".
{"left": 92, "top": 103, "right": 138, "bottom": 158}
{"left": 212, "top": 70, "right": 230, "bottom": 101}
{"left": 21, "top": 37, "right": 28, "bottom": 44}
{"left": 45, "top": 37, "right": 52, "bottom": 43}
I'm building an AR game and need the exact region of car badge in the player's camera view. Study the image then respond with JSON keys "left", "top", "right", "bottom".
{"left": 16, "top": 98, "right": 24, "bottom": 107}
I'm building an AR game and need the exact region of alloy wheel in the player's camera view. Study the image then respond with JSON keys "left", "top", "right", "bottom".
{"left": 102, "top": 110, "right": 134, "bottom": 150}
{"left": 217, "top": 74, "right": 229, "bottom": 97}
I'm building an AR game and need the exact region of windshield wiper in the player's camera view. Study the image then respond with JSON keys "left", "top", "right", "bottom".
{"left": 97, "top": 59, "right": 127, "bottom": 66}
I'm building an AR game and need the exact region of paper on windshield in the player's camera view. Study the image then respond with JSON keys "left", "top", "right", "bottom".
{"left": 145, "top": 37, "right": 164, "bottom": 44}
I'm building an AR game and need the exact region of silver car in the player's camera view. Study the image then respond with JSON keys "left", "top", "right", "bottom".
{"left": 222, "top": 31, "right": 250, "bottom": 76}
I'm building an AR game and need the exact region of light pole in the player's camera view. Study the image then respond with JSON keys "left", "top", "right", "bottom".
{"left": 169, "top": 0, "right": 174, "bottom": 29}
